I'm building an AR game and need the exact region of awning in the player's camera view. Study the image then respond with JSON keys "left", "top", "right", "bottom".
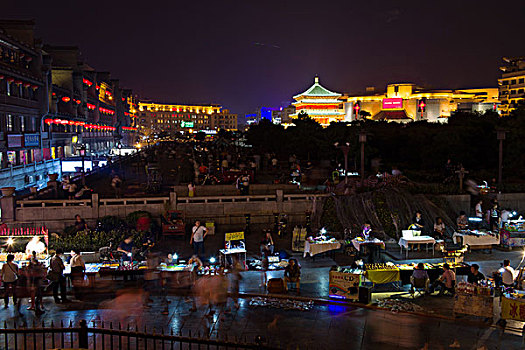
{"left": 372, "top": 110, "right": 412, "bottom": 121}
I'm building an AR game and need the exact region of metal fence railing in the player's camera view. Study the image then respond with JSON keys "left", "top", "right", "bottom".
{"left": 0, "top": 319, "right": 277, "bottom": 350}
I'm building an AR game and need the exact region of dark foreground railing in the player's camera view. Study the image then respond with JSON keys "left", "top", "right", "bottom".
{"left": 0, "top": 319, "right": 277, "bottom": 350}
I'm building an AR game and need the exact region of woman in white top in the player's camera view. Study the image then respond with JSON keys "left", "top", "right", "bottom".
{"left": 433, "top": 217, "right": 446, "bottom": 239}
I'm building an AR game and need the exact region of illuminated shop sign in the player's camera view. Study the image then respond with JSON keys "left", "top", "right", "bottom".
{"left": 382, "top": 98, "right": 403, "bottom": 110}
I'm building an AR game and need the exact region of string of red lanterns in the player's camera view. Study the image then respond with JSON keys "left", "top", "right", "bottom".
{"left": 0, "top": 75, "right": 40, "bottom": 89}
{"left": 43, "top": 118, "right": 116, "bottom": 131}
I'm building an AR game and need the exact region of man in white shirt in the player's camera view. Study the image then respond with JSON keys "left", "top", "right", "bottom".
{"left": 190, "top": 221, "right": 208, "bottom": 257}
{"left": 501, "top": 259, "right": 517, "bottom": 287}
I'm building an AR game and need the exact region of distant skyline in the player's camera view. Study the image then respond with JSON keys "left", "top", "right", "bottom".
{"left": 3, "top": 0, "right": 525, "bottom": 115}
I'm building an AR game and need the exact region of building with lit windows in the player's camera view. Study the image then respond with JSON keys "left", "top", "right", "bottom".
{"left": 343, "top": 83, "right": 499, "bottom": 123}
{"left": 498, "top": 57, "right": 525, "bottom": 116}
{"left": 290, "top": 76, "right": 345, "bottom": 126}
{"left": 0, "top": 19, "right": 137, "bottom": 191}
{"left": 137, "top": 101, "right": 237, "bottom": 135}
{"left": 0, "top": 20, "right": 58, "bottom": 190}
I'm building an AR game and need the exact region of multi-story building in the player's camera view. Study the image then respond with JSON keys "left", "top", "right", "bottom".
{"left": 0, "top": 20, "right": 137, "bottom": 191}
{"left": 343, "top": 83, "right": 499, "bottom": 123}
{"left": 0, "top": 20, "right": 59, "bottom": 190}
{"left": 137, "top": 101, "right": 236, "bottom": 136}
{"left": 498, "top": 57, "right": 525, "bottom": 116}
{"left": 290, "top": 76, "right": 345, "bottom": 126}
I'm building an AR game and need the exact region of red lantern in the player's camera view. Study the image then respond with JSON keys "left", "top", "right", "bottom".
{"left": 15, "top": 80, "right": 22, "bottom": 85}
{"left": 44, "top": 119, "right": 53, "bottom": 124}
{"left": 62, "top": 96, "right": 71, "bottom": 103}
{"left": 6, "top": 77, "right": 14, "bottom": 83}
{"left": 31, "top": 85, "right": 38, "bottom": 89}
{"left": 23, "top": 82, "right": 31, "bottom": 88}
{"left": 0, "top": 75, "right": 4, "bottom": 80}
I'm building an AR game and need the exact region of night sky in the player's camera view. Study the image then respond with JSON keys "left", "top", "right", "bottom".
{"left": 4, "top": 0, "right": 525, "bottom": 115}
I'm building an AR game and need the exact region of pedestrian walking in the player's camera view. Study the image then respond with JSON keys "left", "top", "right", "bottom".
{"left": 27, "top": 251, "right": 45, "bottom": 314}
{"left": 49, "top": 249, "right": 68, "bottom": 303}
{"left": 70, "top": 249, "right": 85, "bottom": 300}
{"left": 1, "top": 254, "right": 19, "bottom": 309}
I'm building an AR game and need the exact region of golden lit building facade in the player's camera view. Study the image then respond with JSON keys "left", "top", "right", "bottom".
{"left": 344, "top": 83, "right": 499, "bottom": 123}
{"left": 290, "top": 76, "right": 345, "bottom": 127}
{"left": 137, "top": 102, "right": 237, "bottom": 135}
{"left": 498, "top": 57, "right": 525, "bottom": 116}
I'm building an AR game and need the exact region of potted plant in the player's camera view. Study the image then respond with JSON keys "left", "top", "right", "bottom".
{"left": 0, "top": 187, "right": 16, "bottom": 197}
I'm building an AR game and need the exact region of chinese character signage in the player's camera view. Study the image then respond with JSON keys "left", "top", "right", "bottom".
{"left": 7, "top": 134, "right": 23, "bottom": 148}
{"left": 225, "top": 231, "right": 244, "bottom": 241}
{"left": 24, "top": 134, "right": 40, "bottom": 147}
{"left": 382, "top": 98, "right": 403, "bottom": 110}
{"left": 502, "top": 297, "right": 525, "bottom": 321}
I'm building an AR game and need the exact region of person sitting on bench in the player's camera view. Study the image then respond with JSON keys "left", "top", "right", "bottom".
{"left": 284, "top": 259, "right": 301, "bottom": 294}
{"left": 430, "top": 263, "right": 456, "bottom": 295}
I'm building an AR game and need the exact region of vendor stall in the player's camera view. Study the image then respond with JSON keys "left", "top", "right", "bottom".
{"left": 219, "top": 231, "right": 247, "bottom": 267}
{"left": 398, "top": 231, "right": 436, "bottom": 258}
{"left": 500, "top": 220, "right": 525, "bottom": 249}
{"left": 364, "top": 263, "right": 401, "bottom": 285}
{"left": 453, "top": 230, "right": 499, "bottom": 250}
{"left": 453, "top": 281, "right": 495, "bottom": 320}
{"left": 329, "top": 267, "right": 361, "bottom": 300}
{"left": 0, "top": 227, "right": 49, "bottom": 268}
{"left": 501, "top": 291, "right": 525, "bottom": 327}
{"left": 304, "top": 237, "right": 341, "bottom": 258}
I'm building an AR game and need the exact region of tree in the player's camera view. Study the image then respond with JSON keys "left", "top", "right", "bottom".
{"left": 359, "top": 110, "right": 371, "bottom": 119}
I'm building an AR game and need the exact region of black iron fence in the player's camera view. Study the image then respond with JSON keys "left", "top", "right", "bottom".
{"left": 0, "top": 319, "right": 278, "bottom": 350}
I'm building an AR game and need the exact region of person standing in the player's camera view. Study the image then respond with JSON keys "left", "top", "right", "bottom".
{"left": 475, "top": 200, "right": 483, "bottom": 218}
{"left": 411, "top": 211, "right": 425, "bottom": 232}
{"left": 489, "top": 203, "right": 500, "bottom": 232}
{"left": 49, "top": 249, "right": 68, "bottom": 303}
{"left": 70, "top": 249, "right": 85, "bottom": 300}
{"left": 188, "top": 182, "right": 195, "bottom": 197}
{"left": 190, "top": 221, "right": 208, "bottom": 257}
{"left": 111, "top": 175, "right": 122, "bottom": 198}
{"left": 27, "top": 251, "right": 45, "bottom": 313}
{"left": 433, "top": 217, "right": 446, "bottom": 239}
{"left": 1, "top": 254, "right": 19, "bottom": 309}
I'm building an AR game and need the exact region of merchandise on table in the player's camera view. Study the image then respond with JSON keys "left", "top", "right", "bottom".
{"left": 303, "top": 238, "right": 341, "bottom": 257}
{"left": 247, "top": 256, "right": 287, "bottom": 271}
{"left": 351, "top": 238, "right": 385, "bottom": 251}
{"left": 501, "top": 220, "right": 525, "bottom": 248}
{"left": 456, "top": 281, "right": 494, "bottom": 296}
{"left": 453, "top": 291, "right": 494, "bottom": 318}
{"left": 452, "top": 230, "right": 499, "bottom": 248}
{"left": 396, "top": 263, "right": 434, "bottom": 270}
{"left": 363, "top": 263, "right": 401, "bottom": 284}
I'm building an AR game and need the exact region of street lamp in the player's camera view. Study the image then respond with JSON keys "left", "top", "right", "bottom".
{"left": 334, "top": 142, "right": 351, "bottom": 184}
{"left": 78, "top": 144, "right": 86, "bottom": 185}
{"left": 359, "top": 131, "right": 367, "bottom": 186}
{"left": 496, "top": 130, "right": 507, "bottom": 187}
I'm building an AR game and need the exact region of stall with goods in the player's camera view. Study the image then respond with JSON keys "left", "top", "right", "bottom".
{"left": 500, "top": 220, "right": 525, "bottom": 249}
{"left": 303, "top": 232, "right": 341, "bottom": 258}
{"left": 453, "top": 281, "right": 496, "bottom": 320}
{"left": 0, "top": 227, "right": 49, "bottom": 268}
{"left": 452, "top": 229, "right": 499, "bottom": 251}
{"left": 329, "top": 266, "right": 361, "bottom": 300}
{"left": 500, "top": 290, "right": 525, "bottom": 330}
{"left": 398, "top": 230, "right": 436, "bottom": 258}
{"left": 219, "top": 231, "right": 246, "bottom": 267}
{"left": 363, "top": 263, "right": 401, "bottom": 285}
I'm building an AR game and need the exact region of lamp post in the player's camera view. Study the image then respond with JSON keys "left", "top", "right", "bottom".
{"left": 334, "top": 142, "right": 351, "bottom": 184}
{"left": 497, "top": 130, "right": 507, "bottom": 187}
{"left": 359, "top": 131, "right": 367, "bottom": 186}
{"left": 78, "top": 144, "right": 86, "bottom": 186}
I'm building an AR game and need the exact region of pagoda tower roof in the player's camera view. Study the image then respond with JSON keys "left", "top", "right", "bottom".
{"left": 293, "top": 76, "right": 342, "bottom": 99}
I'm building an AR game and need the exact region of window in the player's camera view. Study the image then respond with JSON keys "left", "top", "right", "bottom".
{"left": 511, "top": 90, "right": 517, "bottom": 94}
{"left": 511, "top": 80, "right": 516, "bottom": 85}
{"left": 519, "top": 89, "right": 524, "bottom": 94}
{"left": 7, "top": 114, "right": 13, "bottom": 131}
{"left": 20, "top": 116, "right": 25, "bottom": 132}
{"left": 519, "top": 78, "right": 524, "bottom": 84}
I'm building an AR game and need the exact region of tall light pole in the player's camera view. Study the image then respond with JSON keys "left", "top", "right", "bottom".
{"left": 79, "top": 144, "right": 86, "bottom": 186}
{"left": 335, "top": 142, "right": 351, "bottom": 184}
{"left": 359, "top": 131, "right": 367, "bottom": 187}
{"left": 497, "top": 130, "right": 507, "bottom": 187}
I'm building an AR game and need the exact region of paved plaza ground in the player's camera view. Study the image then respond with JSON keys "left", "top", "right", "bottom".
{"left": 1, "top": 251, "right": 525, "bottom": 349}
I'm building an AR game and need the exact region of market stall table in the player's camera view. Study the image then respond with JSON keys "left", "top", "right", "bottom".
{"left": 501, "top": 291, "right": 525, "bottom": 330}
{"left": 351, "top": 238, "right": 385, "bottom": 251}
{"left": 364, "top": 264, "right": 401, "bottom": 285}
{"left": 453, "top": 230, "right": 499, "bottom": 250}
{"left": 500, "top": 220, "right": 525, "bottom": 249}
{"left": 329, "top": 267, "right": 362, "bottom": 300}
{"left": 398, "top": 236, "right": 436, "bottom": 258}
{"left": 304, "top": 240, "right": 341, "bottom": 258}
{"left": 219, "top": 247, "right": 247, "bottom": 266}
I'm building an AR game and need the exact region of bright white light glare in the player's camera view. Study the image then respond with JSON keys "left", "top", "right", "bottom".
{"left": 173, "top": 253, "right": 178, "bottom": 260}
{"left": 127, "top": 253, "right": 132, "bottom": 257}
{"left": 6, "top": 237, "right": 14, "bottom": 245}
{"left": 209, "top": 257, "right": 216, "bottom": 264}
{"left": 468, "top": 217, "right": 482, "bottom": 222}
{"left": 320, "top": 228, "right": 327, "bottom": 235}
